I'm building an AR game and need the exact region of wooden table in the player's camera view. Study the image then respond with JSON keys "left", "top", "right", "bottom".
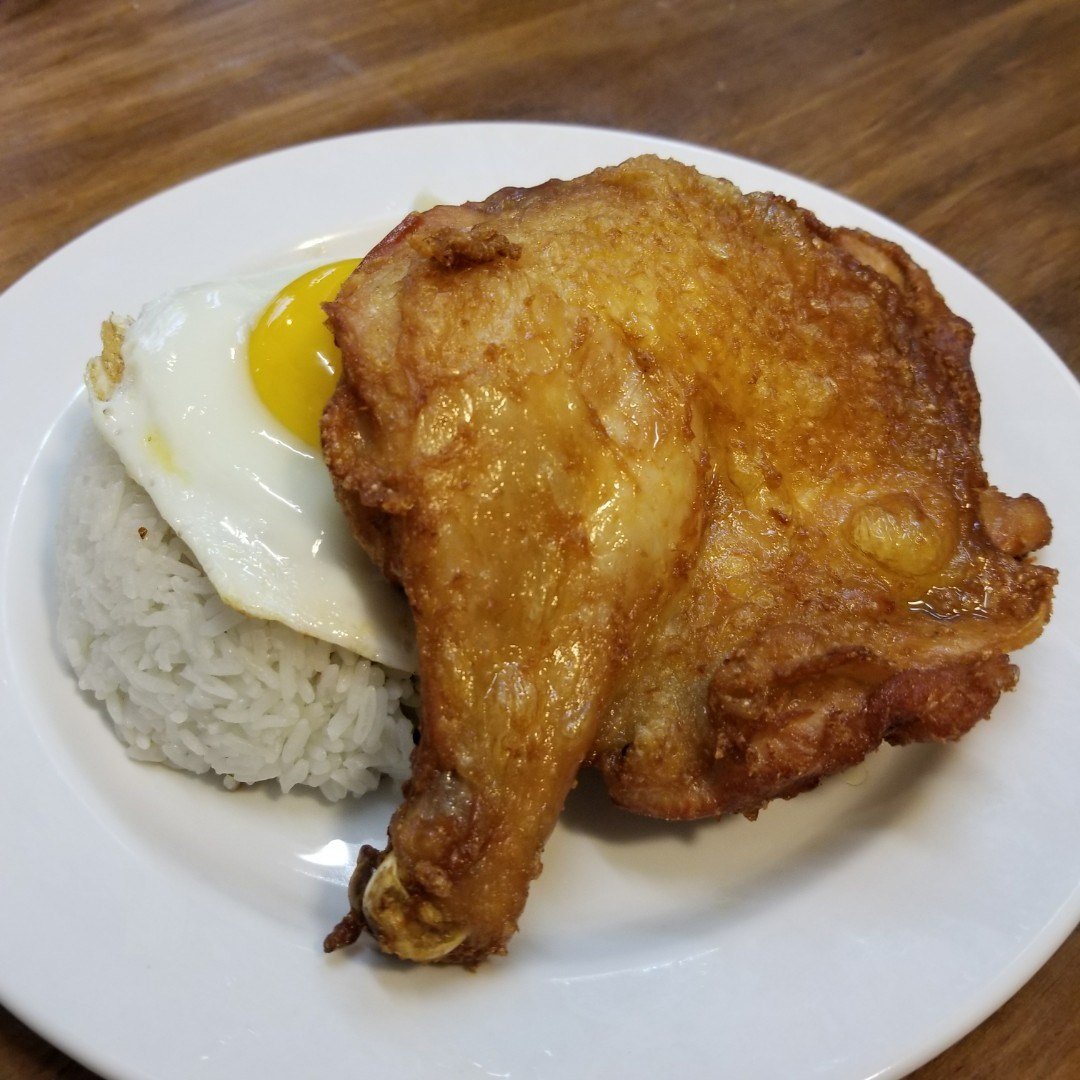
{"left": 1, "top": 1, "right": 1076, "bottom": 1076}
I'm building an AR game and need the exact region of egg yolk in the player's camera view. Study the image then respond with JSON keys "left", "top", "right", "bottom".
{"left": 249, "top": 259, "right": 360, "bottom": 449}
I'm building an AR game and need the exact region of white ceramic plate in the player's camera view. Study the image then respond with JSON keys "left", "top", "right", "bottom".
{"left": 1, "top": 123, "right": 1077, "bottom": 1080}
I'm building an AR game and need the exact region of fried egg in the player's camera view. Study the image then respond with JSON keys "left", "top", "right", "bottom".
{"left": 85, "top": 261, "right": 417, "bottom": 672}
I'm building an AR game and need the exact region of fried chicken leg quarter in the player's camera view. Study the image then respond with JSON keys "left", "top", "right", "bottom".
{"left": 321, "top": 156, "right": 1055, "bottom": 964}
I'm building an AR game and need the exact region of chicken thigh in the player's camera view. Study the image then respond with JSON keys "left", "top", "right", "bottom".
{"left": 321, "top": 156, "right": 1054, "bottom": 964}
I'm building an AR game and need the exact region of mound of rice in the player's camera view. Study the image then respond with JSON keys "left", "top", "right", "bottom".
{"left": 56, "top": 428, "right": 417, "bottom": 801}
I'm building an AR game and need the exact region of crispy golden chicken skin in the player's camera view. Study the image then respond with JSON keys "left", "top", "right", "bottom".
{"left": 321, "top": 156, "right": 1055, "bottom": 965}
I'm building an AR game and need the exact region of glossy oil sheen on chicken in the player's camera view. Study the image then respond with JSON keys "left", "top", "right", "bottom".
{"left": 320, "top": 156, "right": 1055, "bottom": 965}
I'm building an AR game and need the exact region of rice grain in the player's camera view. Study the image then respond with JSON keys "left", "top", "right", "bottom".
{"left": 56, "top": 429, "right": 417, "bottom": 800}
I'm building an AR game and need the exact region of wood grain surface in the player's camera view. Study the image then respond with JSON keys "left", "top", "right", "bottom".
{"left": 1, "top": 1, "right": 1076, "bottom": 1077}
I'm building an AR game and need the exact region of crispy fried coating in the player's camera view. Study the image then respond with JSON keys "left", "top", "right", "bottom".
{"left": 321, "top": 156, "right": 1055, "bottom": 964}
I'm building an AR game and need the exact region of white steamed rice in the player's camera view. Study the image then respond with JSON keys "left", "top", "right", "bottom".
{"left": 56, "top": 427, "right": 417, "bottom": 801}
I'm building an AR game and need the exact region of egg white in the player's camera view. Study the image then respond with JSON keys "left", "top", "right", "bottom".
{"left": 86, "top": 267, "right": 417, "bottom": 673}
